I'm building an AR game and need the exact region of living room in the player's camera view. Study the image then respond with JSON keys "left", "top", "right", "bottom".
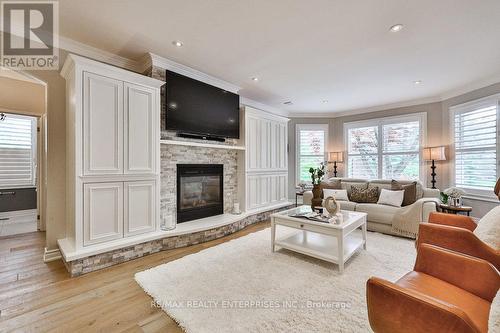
{"left": 0, "top": 1, "right": 499, "bottom": 332}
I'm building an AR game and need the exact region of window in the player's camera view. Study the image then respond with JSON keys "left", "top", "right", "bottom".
{"left": 345, "top": 113, "right": 425, "bottom": 180}
{"left": 296, "top": 124, "right": 328, "bottom": 184}
{"left": 451, "top": 95, "right": 499, "bottom": 195}
{"left": 0, "top": 113, "right": 37, "bottom": 188}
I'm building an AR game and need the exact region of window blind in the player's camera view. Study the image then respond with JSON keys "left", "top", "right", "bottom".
{"left": 296, "top": 126, "right": 327, "bottom": 183}
{"left": 346, "top": 116, "right": 423, "bottom": 180}
{"left": 454, "top": 104, "right": 498, "bottom": 191}
{"left": 0, "top": 114, "right": 36, "bottom": 188}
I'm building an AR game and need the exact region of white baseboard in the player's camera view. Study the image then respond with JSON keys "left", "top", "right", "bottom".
{"left": 44, "top": 247, "right": 62, "bottom": 262}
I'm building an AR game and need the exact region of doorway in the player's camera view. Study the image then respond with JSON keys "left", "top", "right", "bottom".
{"left": 0, "top": 112, "right": 39, "bottom": 236}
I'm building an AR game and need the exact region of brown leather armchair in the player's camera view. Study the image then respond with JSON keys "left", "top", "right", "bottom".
{"left": 416, "top": 212, "right": 500, "bottom": 270}
{"left": 367, "top": 244, "right": 500, "bottom": 333}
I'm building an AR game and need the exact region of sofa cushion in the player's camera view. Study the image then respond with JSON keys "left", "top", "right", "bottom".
{"left": 342, "top": 182, "right": 368, "bottom": 200}
{"left": 391, "top": 180, "right": 418, "bottom": 206}
{"left": 321, "top": 178, "right": 341, "bottom": 189}
{"left": 474, "top": 205, "right": 500, "bottom": 250}
{"left": 355, "top": 203, "right": 401, "bottom": 225}
{"left": 377, "top": 189, "right": 404, "bottom": 207}
{"left": 337, "top": 200, "right": 356, "bottom": 211}
{"left": 323, "top": 189, "right": 349, "bottom": 201}
{"left": 350, "top": 186, "right": 379, "bottom": 203}
{"left": 320, "top": 179, "right": 341, "bottom": 198}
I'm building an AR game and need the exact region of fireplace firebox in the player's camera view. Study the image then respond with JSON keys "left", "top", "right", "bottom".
{"left": 176, "top": 164, "right": 224, "bottom": 223}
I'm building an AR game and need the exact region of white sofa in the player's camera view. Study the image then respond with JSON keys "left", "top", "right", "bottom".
{"left": 303, "top": 178, "right": 440, "bottom": 236}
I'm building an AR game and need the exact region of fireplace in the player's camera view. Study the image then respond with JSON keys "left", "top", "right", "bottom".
{"left": 176, "top": 164, "right": 224, "bottom": 223}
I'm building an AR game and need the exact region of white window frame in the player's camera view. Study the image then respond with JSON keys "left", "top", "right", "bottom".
{"left": 295, "top": 124, "right": 329, "bottom": 185}
{"left": 0, "top": 113, "right": 37, "bottom": 189}
{"left": 449, "top": 93, "right": 500, "bottom": 199}
{"left": 344, "top": 112, "right": 427, "bottom": 181}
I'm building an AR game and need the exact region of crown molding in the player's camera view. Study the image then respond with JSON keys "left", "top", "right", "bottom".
{"left": 59, "top": 36, "right": 140, "bottom": 72}
{"left": 144, "top": 52, "right": 241, "bottom": 93}
{"left": 240, "top": 97, "right": 289, "bottom": 118}
{"left": 439, "top": 72, "right": 500, "bottom": 101}
{"left": 288, "top": 95, "right": 442, "bottom": 118}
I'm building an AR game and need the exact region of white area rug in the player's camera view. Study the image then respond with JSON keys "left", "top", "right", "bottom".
{"left": 135, "top": 228, "right": 416, "bottom": 333}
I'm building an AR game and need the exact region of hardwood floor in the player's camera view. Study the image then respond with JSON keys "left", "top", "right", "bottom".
{"left": 0, "top": 221, "right": 270, "bottom": 332}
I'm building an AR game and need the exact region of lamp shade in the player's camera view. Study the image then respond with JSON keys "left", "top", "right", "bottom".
{"left": 423, "top": 146, "right": 446, "bottom": 161}
{"left": 328, "top": 151, "right": 344, "bottom": 163}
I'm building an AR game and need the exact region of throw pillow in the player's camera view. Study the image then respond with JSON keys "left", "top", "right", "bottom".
{"left": 323, "top": 189, "right": 349, "bottom": 201}
{"left": 473, "top": 205, "right": 500, "bottom": 250}
{"left": 342, "top": 182, "right": 368, "bottom": 200}
{"left": 490, "top": 291, "right": 500, "bottom": 333}
{"left": 377, "top": 189, "right": 404, "bottom": 207}
{"left": 320, "top": 179, "right": 341, "bottom": 198}
{"left": 349, "top": 186, "right": 379, "bottom": 203}
{"left": 391, "top": 180, "right": 417, "bottom": 206}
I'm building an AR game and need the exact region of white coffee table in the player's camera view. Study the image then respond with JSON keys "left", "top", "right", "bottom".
{"left": 270, "top": 206, "right": 367, "bottom": 273}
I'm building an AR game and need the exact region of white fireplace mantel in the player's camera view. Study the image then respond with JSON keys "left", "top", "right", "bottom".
{"left": 160, "top": 139, "right": 246, "bottom": 151}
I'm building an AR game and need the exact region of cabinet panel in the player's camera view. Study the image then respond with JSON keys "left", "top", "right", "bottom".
{"left": 83, "top": 72, "right": 123, "bottom": 175}
{"left": 124, "top": 83, "right": 155, "bottom": 174}
{"left": 84, "top": 182, "right": 123, "bottom": 246}
{"left": 124, "top": 181, "right": 155, "bottom": 236}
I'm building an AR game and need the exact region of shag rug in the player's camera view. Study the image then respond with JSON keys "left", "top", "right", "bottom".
{"left": 135, "top": 228, "right": 416, "bottom": 333}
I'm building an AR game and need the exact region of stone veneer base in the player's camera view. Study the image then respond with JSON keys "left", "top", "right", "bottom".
{"left": 63, "top": 205, "right": 294, "bottom": 277}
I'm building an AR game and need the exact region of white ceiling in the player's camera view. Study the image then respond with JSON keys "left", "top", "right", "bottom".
{"left": 59, "top": 0, "right": 500, "bottom": 116}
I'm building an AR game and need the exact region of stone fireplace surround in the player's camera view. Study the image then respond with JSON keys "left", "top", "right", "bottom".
{"left": 60, "top": 61, "right": 292, "bottom": 276}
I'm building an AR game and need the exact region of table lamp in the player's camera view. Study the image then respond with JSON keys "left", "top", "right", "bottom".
{"left": 328, "top": 152, "right": 344, "bottom": 178}
{"left": 423, "top": 146, "right": 446, "bottom": 189}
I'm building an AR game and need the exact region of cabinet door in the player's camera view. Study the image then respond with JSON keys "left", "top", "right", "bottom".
{"left": 124, "top": 83, "right": 156, "bottom": 174}
{"left": 124, "top": 181, "right": 156, "bottom": 236}
{"left": 84, "top": 182, "right": 123, "bottom": 246}
{"left": 83, "top": 72, "right": 123, "bottom": 175}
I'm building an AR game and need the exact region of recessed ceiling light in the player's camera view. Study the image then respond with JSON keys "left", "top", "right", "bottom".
{"left": 414, "top": 80, "right": 422, "bottom": 85}
{"left": 172, "top": 40, "right": 183, "bottom": 47}
{"left": 321, "top": 100, "right": 328, "bottom": 104}
{"left": 389, "top": 24, "right": 404, "bottom": 32}
{"left": 251, "top": 77, "right": 259, "bottom": 82}
{"left": 283, "top": 101, "right": 293, "bottom": 105}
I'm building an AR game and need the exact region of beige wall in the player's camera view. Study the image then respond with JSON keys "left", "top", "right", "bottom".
{"left": 0, "top": 76, "right": 45, "bottom": 116}
{"left": 24, "top": 51, "right": 69, "bottom": 250}
{"left": 289, "top": 85, "right": 500, "bottom": 217}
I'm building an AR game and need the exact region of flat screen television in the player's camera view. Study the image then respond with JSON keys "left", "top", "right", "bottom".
{"left": 165, "top": 70, "right": 240, "bottom": 140}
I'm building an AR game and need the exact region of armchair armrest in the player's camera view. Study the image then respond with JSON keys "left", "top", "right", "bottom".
{"left": 422, "top": 187, "right": 440, "bottom": 199}
{"left": 414, "top": 244, "right": 500, "bottom": 302}
{"left": 417, "top": 223, "right": 500, "bottom": 270}
{"left": 367, "top": 277, "right": 478, "bottom": 333}
{"left": 428, "top": 212, "right": 477, "bottom": 231}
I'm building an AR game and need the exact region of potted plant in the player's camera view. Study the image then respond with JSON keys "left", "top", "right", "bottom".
{"left": 309, "top": 163, "right": 325, "bottom": 208}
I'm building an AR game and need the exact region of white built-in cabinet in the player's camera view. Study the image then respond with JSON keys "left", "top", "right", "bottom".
{"left": 61, "top": 54, "right": 163, "bottom": 251}
{"left": 244, "top": 107, "right": 289, "bottom": 211}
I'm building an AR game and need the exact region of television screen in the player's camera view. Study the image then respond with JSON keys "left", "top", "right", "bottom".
{"left": 165, "top": 70, "right": 240, "bottom": 139}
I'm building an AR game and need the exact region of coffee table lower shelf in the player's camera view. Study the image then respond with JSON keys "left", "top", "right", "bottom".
{"left": 274, "top": 230, "right": 365, "bottom": 268}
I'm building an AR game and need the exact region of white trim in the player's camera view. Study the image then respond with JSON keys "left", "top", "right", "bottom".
{"left": 449, "top": 94, "right": 500, "bottom": 197}
{"left": 343, "top": 112, "right": 427, "bottom": 182}
{"left": 160, "top": 139, "right": 246, "bottom": 151}
{"left": 295, "top": 124, "right": 329, "bottom": 185}
{"left": 145, "top": 52, "right": 240, "bottom": 93}
{"left": 58, "top": 202, "right": 292, "bottom": 262}
{"left": 59, "top": 36, "right": 139, "bottom": 72}
{"left": 240, "top": 98, "right": 289, "bottom": 118}
{"left": 43, "top": 247, "right": 62, "bottom": 262}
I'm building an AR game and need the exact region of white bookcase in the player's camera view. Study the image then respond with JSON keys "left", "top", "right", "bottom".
{"left": 243, "top": 107, "right": 289, "bottom": 212}
{"left": 61, "top": 54, "right": 164, "bottom": 251}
